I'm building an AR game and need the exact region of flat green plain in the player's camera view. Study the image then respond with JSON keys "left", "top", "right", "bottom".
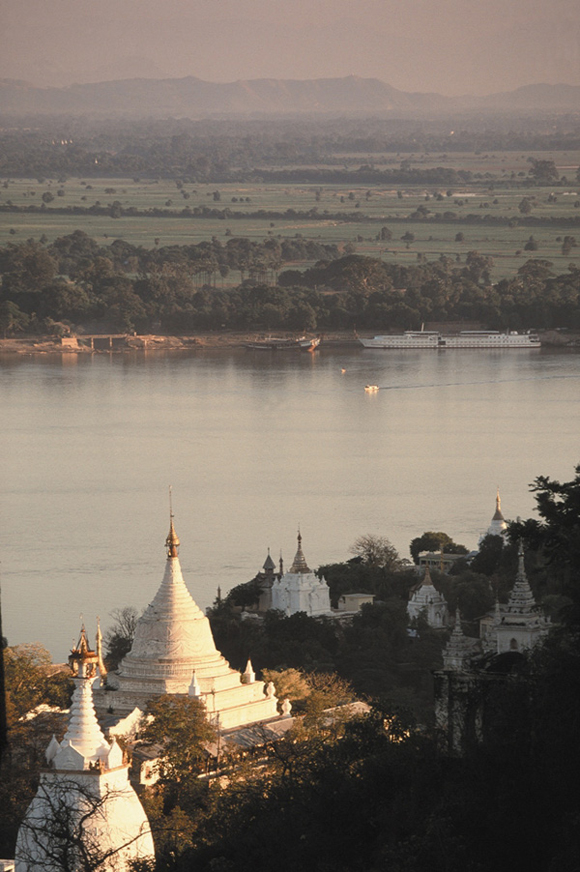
{"left": 1, "top": 151, "right": 579, "bottom": 281}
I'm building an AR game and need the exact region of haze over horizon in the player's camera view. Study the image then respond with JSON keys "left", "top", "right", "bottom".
{"left": 1, "top": 0, "right": 579, "bottom": 98}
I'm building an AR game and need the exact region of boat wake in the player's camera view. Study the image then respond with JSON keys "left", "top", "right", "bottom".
{"left": 375, "top": 373, "right": 580, "bottom": 391}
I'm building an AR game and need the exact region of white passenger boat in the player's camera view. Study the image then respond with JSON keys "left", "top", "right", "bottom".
{"left": 359, "top": 331, "right": 440, "bottom": 349}
{"left": 438, "top": 331, "right": 541, "bottom": 348}
{"left": 359, "top": 330, "right": 541, "bottom": 349}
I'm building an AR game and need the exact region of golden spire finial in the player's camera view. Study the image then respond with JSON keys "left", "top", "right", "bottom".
{"left": 69, "top": 622, "right": 98, "bottom": 678}
{"left": 496, "top": 487, "right": 501, "bottom": 512}
{"left": 166, "top": 485, "right": 180, "bottom": 559}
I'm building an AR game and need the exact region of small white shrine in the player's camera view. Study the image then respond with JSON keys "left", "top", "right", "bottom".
{"left": 96, "top": 516, "right": 279, "bottom": 730}
{"left": 15, "top": 628, "right": 155, "bottom": 872}
{"left": 271, "top": 532, "right": 332, "bottom": 617}
{"left": 407, "top": 565, "right": 449, "bottom": 628}
{"left": 481, "top": 541, "right": 550, "bottom": 654}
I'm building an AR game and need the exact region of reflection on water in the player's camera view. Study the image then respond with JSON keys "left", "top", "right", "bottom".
{"left": 1, "top": 347, "right": 579, "bottom": 661}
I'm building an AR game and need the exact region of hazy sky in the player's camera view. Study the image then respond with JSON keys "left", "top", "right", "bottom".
{"left": 1, "top": 0, "right": 579, "bottom": 95}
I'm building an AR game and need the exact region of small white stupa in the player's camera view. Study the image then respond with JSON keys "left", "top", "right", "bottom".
{"left": 483, "top": 541, "right": 550, "bottom": 654}
{"left": 483, "top": 489, "right": 508, "bottom": 540}
{"left": 96, "top": 511, "right": 279, "bottom": 730}
{"left": 407, "top": 565, "right": 449, "bottom": 628}
{"left": 15, "top": 627, "right": 155, "bottom": 872}
{"left": 271, "top": 531, "right": 331, "bottom": 617}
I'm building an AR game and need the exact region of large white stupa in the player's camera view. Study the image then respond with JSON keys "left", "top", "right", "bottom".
{"left": 96, "top": 516, "right": 279, "bottom": 730}
{"left": 15, "top": 629, "right": 155, "bottom": 872}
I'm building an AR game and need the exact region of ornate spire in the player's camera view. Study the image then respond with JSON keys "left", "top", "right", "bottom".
{"left": 516, "top": 538, "right": 526, "bottom": 579}
{"left": 442, "top": 608, "right": 477, "bottom": 670}
{"left": 289, "top": 529, "right": 311, "bottom": 574}
{"left": 166, "top": 486, "right": 180, "bottom": 559}
{"left": 504, "top": 540, "right": 537, "bottom": 615}
{"left": 57, "top": 624, "right": 110, "bottom": 768}
{"left": 492, "top": 487, "right": 505, "bottom": 521}
{"left": 451, "top": 607, "right": 463, "bottom": 636}
{"left": 69, "top": 624, "right": 99, "bottom": 679}
{"left": 422, "top": 565, "right": 434, "bottom": 587}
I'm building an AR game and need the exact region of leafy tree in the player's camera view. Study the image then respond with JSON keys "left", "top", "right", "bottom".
{"left": 349, "top": 534, "right": 402, "bottom": 570}
{"left": 139, "top": 695, "right": 215, "bottom": 784}
{"left": 409, "top": 531, "right": 467, "bottom": 564}
{"left": 3, "top": 644, "right": 70, "bottom": 725}
{"left": 0, "top": 300, "right": 29, "bottom": 335}
{"left": 513, "top": 464, "right": 580, "bottom": 625}
{"left": 224, "top": 577, "right": 263, "bottom": 610}
{"left": 261, "top": 668, "right": 311, "bottom": 709}
{"left": 103, "top": 606, "right": 138, "bottom": 670}
{"left": 469, "top": 533, "right": 506, "bottom": 576}
{"left": 528, "top": 158, "right": 559, "bottom": 183}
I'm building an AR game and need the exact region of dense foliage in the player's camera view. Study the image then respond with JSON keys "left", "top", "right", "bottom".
{"left": 2, "top": 232, "right": 580, "bottom": 335}
{"left": 1, "top": 115, "right": 580, "bottom": 179}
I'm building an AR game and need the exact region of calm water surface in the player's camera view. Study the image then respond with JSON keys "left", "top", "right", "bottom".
{"left": 1, "top": 346, "right": 579, "bottom": 661}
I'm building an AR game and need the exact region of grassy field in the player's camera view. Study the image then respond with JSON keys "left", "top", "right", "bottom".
{"left": 1, "top": 154, "right": 580, "bottom": 281}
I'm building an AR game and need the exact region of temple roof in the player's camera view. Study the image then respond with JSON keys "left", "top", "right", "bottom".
{"left": 263, "top": 549, "right": 276, "bottom": 572}
{"left": 504, "top": 541, "right": 538, "bottom": 616}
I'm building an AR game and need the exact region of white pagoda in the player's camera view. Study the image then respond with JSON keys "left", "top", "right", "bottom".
{"left": 480, "top": 489, "right": 508, "bottom": 542}
{"left": 271, "top": 531, "right": 331, "bottom": 617}
{"left": 15, "top": 628, "right": 154, "bottom": 872}
{"left": 407, "top": 565, "right": 449, "bottom": 628}
{"left": 482, "top": 541, "right": 550, "bottom": 654}
{"left": 97, "top": 516, "right": 279, "bottom": 730}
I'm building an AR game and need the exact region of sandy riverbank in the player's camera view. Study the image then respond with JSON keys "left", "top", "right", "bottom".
{"left": 0, "top": 330, "right": 577, "bottom": 356}
{"left": 0, "top": 332, "right": 359, "bottom": 355}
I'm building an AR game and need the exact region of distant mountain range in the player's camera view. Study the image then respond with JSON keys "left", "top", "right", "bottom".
{"left": 1, "top": 75, "right": 579, "bottom": 118}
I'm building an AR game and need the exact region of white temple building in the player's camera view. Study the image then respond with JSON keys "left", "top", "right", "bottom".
{"left": 15, "top": 628, "right": 155, "bottom": 872}
{"left": 407, "top": 565, "right": 449, "bottom": 628}
{"left": 271, "top": 532, "right": 332, "bottom": 617}
{"left": 96, "top": 517, "right": 279, "bottom": 730}
{"left": 481, "top": 541, "right": 550, "bottom": 654}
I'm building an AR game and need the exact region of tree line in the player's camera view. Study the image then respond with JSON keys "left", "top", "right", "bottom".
{"left": 1, "top": 232, "right": 580, "bottom": 336}
{"left": 1, "top": 114, "right": 580, "bottom": 179}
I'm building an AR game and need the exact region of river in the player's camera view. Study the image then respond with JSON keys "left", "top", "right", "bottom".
{"left": 1, "top": 345, "right": 579, "bottom": 662}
